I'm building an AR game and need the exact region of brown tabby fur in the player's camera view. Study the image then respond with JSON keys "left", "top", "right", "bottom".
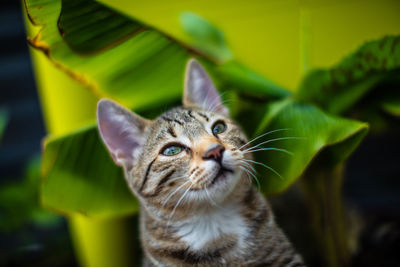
{"left": 97, "top": 59, "right": 304, "bottom": 266}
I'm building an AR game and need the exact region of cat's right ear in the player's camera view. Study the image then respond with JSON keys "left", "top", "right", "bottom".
{"left": 183, "top": 58, "right": 229, "bottom": 116}
{"left": 97, "top": 99, "right": 150, "bottom": 169}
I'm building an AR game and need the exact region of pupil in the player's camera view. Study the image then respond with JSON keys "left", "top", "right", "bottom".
{"left": 214, "top": 123, "right": 223, "bottom": 133}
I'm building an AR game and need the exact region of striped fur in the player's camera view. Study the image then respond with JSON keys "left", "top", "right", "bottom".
{"left": 97, "top": 59, "right": 304, "bottom": 266}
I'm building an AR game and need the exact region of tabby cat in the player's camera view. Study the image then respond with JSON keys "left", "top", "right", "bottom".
{"left": 97, "top": 59, "right": 304, "bottom": 266}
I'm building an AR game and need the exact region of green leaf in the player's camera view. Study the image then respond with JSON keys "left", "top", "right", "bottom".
{"left": 26, "top": 0, "right": 191, "bottom": 110}
{"left": 297, "top": 35, "right": 400, "bottom": 115}
{"left": 179, "top": 12, "right": 233, "bottom": 62}
{"left": 39, "top": 101, "right": 182, "bottom": 218}
{"left": 24, "top": 0, "right": 294, "bottom": 217}
{"left": 252, "top": 99, "right": 368, "bottom": 194}
{"left": 26, "top": 0, "right": 290, "bottom": 108}
{"left": 0, "top": 108, "right": 7, "bottom": 141}
{"left": 380, "top": 87, "right": 400, "bottom": 117}
{"left": 0, "top": 157, "right": 61, "bottom": 231}
{"left": 59, "top": 0, "right": 144, "bottom": 54}
{"left": 42, "top": 125, "right": 138, "bottom": 218}
{"left": 382, "top": 99, "right": 400, "bottom": 116}
{"left": 216, "top": 61, "right": 292, "bottom": 99}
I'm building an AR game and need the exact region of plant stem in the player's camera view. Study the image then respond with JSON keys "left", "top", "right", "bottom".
{"left": 69, "top": 216, "right": 136, "bottom": 267}
{"left": 301, "top": 164, "right": 349, "bottom": 267}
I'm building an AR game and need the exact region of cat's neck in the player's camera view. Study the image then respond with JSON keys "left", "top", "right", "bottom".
{"left": 174, "top": 200, "right": 249, "bottom": 251}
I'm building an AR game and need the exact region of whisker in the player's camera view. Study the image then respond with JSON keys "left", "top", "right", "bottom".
{"left": 239, "top": 160, "right": 256, "bottom": 173}
{"left": 242, "top": 159, "right": 283, "bottom": 180}
{"left": 241, "top": 167, "right": 253, "bottom": 185}
{"left": 167, "top": 183, "right": 194, "bottom": 226}
{"left": 239, "top": 128, "right": 291, "bottom": 150}
{"left": 242, "top": 136, "right": 305, "bottom": 152}
{"left": 166, "top": 175, "right": 186, "bottom": 184}
{"left": 204, "top": 187, "right": 219, "bottom": 208}
{"left": 162, "top": 180, "right": 190, "bottom": 208}
{"left": 209, "top": 96, "right": 232, "bottom": 113}
{"left": 205, "top": 91, "right": 229, "bottom": 113}
{"left": 243, "top": 147, "right": 294, "bottom": 156}
{"left": 240, "top": 166, "right": 261, "bottom": 190}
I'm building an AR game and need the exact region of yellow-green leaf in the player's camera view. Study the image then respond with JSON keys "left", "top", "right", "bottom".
{"left": 41, "top": 125, "right": 138, "bottom": 218}
{"left": 297, "top": 35, "right": 400, "bottom": 115}
{"left": 252, "top": 100, "right": 368, "bottom": 194}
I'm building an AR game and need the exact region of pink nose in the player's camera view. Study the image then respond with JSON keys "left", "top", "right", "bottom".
{"left": 202, "top": 144, "right": 225, "bottom": 162}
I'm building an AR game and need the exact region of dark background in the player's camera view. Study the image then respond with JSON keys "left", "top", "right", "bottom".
{"left": 0, "top": 1, "right": 399, "bottom": 266}
{"left": 0, "top": 1, "right": 77, "bottom": 266}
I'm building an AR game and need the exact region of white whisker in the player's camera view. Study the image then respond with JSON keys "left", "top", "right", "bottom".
{"left": 162, "top": 180, "right": 190, "bottom": 208}
{"left": 241, "top": 167, "right": 253, "bottom": 185}
{"left": 167, "top": 183, "right": 194, "bottom": 226}
{"left": 242, "top": 159, "right": 283, "bottom": 180}
{"left": 239, "top": 166, "right": 261, "bottom": 190}
{"left": 239, "top": 160, "right": 256, "bottom": 173}
{"left": 166, "top": 175, "right": 186, "bottom": 184}
{"left": 243, "top": 147, "right": 293, "bottom": 156}
{"left": 209, "top": 98, "right": 232, "bottom": 113}
{"left": 239, "top": 128, "right": 291, "bottom": 150}
{"left": 204, "top": 187, "right": 219, "bottom": 207}
{"left": 242, "top": 136, "right": 304, "bottom": 153}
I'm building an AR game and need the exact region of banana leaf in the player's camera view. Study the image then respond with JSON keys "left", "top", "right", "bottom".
{"left": 25, "top": 0, "right": 291, "bottom": 218}
{"left": 26, "top": 0, "right": 190, "bottom": 110}
{"left": 251, "top": 99, "right": 368, "bottom": 194}
{"left": 297, "top": 35, "right": 400, "bottom": 116}
{"left": 382, "top": 98, "right": 400, "bottom": 116}
{"left": 41, "top": 125, "right": 139, "bottom": 218}
{"left": 25, "top": 0, "right": 289, "bottom": 111}
{"left": 0, "top": 108, "right": 7, "bottom": 141}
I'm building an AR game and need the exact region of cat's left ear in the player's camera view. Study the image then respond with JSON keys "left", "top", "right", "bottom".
{"left": 183, "top": 58, "right": 229, "bottom": 116}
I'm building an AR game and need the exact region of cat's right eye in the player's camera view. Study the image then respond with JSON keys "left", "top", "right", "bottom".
{"left": 161, "top": 145, "right": 183, "bottom": 156}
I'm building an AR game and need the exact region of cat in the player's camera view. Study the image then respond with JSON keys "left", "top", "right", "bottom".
{"left": 97, "top": 58, "right": 304, "bottom": 266}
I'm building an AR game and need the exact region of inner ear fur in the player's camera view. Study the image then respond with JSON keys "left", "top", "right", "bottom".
{"left": 97, "top": 98, "right": 151, "bottom": 169}
{"left": 183, "top": 58, "right": 229, "bottom": 116}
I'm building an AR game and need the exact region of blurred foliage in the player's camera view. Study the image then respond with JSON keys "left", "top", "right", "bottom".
{"left": 179, "top": 11, "right": 233, "bottom": 62}
{"left": 24, "top": 0, "right": 400, "bottom": 266}
{"left": 0, "top": 156, "right": 61, "bottom": 232}
{"left": 382, "top": 97, "right": 400, "bottom": 116}
{"left": 297, "top": 36, "right": 400, "bottom": 116}
{"left": 26, "top": 0, "right": 285, "bottom": 111}
{"left": 26, "top": 0, "right": 189, "bottom": 110}
{"left": 58, "top": 0, "right": 142, "bottom": 55}
{"left": 253, "top": 99, "right": 368, "bottom": 194}
{"left": 24, "top": 0, "right": 400, "bottom": 218}
{"left": 25, "top": 0, "right": 290, "bottom": 218}
{"left": 42, "top": 126, "right": 138, "bottom": 218}
{"left": 0, "top": 108, "right": 8, "bottom": 141}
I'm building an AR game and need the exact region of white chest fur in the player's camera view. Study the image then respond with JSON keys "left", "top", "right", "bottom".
{"left": 176, "top": 205, "right": 248, "bottom": 250}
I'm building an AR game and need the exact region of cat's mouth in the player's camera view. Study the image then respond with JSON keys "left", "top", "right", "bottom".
{"left": 210, "top": 166, "right": 234, "bottom": 185}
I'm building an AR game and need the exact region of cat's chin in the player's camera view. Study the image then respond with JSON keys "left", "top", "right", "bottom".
{"left": 210, "top": 167, "right": 233, "bottom": 185}
{"left": 200, "top": 168, "right": 242, "bottom": 203}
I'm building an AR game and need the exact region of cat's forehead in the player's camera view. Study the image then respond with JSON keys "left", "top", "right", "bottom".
{"left": 161, "top": 107, "right": 196, "bottom": 123}
{"left": 151, "top": 107, "right": 216, "bottom": 139}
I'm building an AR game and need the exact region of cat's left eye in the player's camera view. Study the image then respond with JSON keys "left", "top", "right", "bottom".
{"left": 212, "top": 121, "right": 226, "bottom": 135}
{"left": 162, "top": 145, "right": 183, "bottom": 156}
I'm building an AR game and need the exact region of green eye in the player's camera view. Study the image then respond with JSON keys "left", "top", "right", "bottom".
{"left": 212, "top": 121, "right": 226, "bottom": 135}
{"left": 162, "top": 145, "right": 183, "bottom": 156}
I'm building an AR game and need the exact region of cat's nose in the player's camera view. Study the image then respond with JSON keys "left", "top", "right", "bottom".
{"left": 202, "top": 144, "right": 225, "bottom": 162}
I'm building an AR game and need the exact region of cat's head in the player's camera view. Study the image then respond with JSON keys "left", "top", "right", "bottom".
{"left": 97, "top": 59, "right": 250, "bottom": 210}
